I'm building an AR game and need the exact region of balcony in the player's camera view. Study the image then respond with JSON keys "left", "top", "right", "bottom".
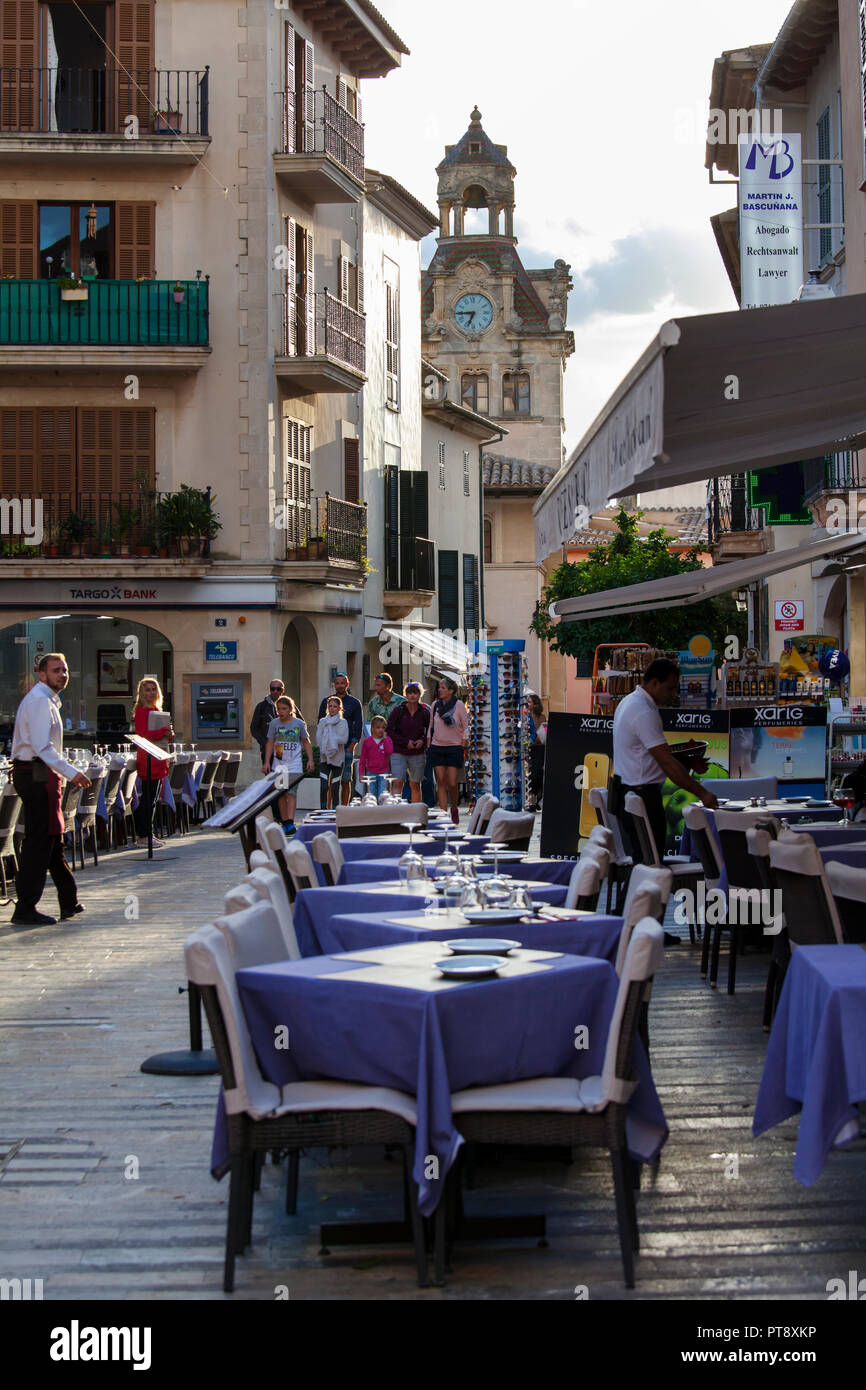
{"left": 275, "top": 291, "right": 365, "bottom": 393}
{"left": 0, "top": 489, "right": 216, "bottom": 570}
{"left": 803, "top": 452, "right": 866, "bottom": 529}
{"left": 0, "top": 68, "right": 210, "bottom": 164}
{"left": 273, "top": 87, "right": 364, "bottom": 203}
{"left": 0, "top": 279, "right": 210, "bottom": 371}
{"left": 707, "top": 475, "right": 769, "bottom": 561}
{"left": 281, "top": 492, "right": 367, "bottom": 583}
{"left": 383, "top": 535, "right": 435, "bottom": 619}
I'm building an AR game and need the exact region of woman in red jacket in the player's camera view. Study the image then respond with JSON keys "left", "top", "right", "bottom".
{"left": 132, "top": 676, "right": 173, "bottom": 844}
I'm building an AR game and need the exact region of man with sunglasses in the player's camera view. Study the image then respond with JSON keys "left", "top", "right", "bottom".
{"left": 250, "top": 678, "right": 286, "bottom": 761}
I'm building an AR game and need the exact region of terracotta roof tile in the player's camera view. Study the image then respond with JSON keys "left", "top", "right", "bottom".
{"left": 482, "top": 452, "right": 557, "bottom": 491}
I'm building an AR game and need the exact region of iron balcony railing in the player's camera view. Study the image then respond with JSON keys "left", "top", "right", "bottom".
{"left": 385, "top": 535, "right": 434, "bottom": 591}
{"left": 801, "top": 451, "right": 865, "bottom": 499}
{"left": 0, "top": 279, "right": 209, "bottom": 347}
{"left": 282, "top": 491, "right": 366, "bottom": 567}
{"left": 0, "top": 489, "right": 215, "bottom": 559}
{"left": 707, "top": 475, "right": 766, "bottom": 548}
{"left": 0, "top": 68, "right": 209, "bottom": 136}
{"left": 278, "top": 289, "right": 365, "bottom": 372}
{"left": 277, "top": 85, "right": 363, "bottom": 180}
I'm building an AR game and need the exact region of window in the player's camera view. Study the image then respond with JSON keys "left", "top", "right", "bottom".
{"left": 463, "top": 450, "right": 471, "bottom": 497}
{"left": 816, "top": 107, "right": 832, "bottom": 262}
{"left": 438, "top": 550, "right": 459, "bottom": 629}
{"left": 502, "top": 371, "right": 530, "bottom": 415}
{"left": 343, "top": 437, "right": 360, "bottom": 503}
{"left": 461, "top": 372, "right": 488, "bottom": 415}
{"left": 284, "top": 418, "right": 312, "bottom": 545}
{"left": 385, "top": 259, "right": 400, "bottom": 409}
{"left": 483, "top": 516, "right": 492, "bottom": 563}
{"left": 339, "top": 256, "right": 362, "bottom": 311}
{"left": 438, "top": 441, "right": 446, "bottom": 490}
{"left": 40, "top": 203, "right": 112, "bottom": 279}
{"left": 1, "top": 199, "right": 154, "bottom": 280}
{"left": 0, "top": 406, "right": 154, "bottom": 494}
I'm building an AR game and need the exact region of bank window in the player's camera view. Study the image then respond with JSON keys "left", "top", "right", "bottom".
{"left": 461, "top": 372, "right": 488, "bottom": 415}
{"left": 40, "top": 203, "right": 112, "bottom": 279}
{"left": 438, "top": 441, "right": 446, "bottom": 490}
{"left": 502, "top": 371, "right": 530, "bottom": 415}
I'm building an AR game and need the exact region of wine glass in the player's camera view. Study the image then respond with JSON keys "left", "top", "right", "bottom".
{"left": 460, "top": 881, "right": 484, "bottom": 914}
{"left": 404, "top": 854, "right": 429, "bottom": 896}
{"left": 486, "top": 844, "right": 511, "bottom": 901}
{"left": 442, "top": 871, "right": 465, "bottom": 912}
{"left": 508, "top": 884, "right": 534, "bottom": 916}
{"left": 361, "top": 776, "right": 377, "bottom": 806}
{"left": 832, "top": 784, "right": 855, "bottom": 822}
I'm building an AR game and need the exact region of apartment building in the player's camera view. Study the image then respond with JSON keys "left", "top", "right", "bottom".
{"left": 0, "top": 0, "right": 408, "bottom": 753}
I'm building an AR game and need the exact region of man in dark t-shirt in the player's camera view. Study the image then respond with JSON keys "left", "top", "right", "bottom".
{"left": 317, "top": 671, "right": 363, "bottom": 806}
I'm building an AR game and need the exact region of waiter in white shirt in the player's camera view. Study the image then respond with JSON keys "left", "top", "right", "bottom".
{"left": 612, "top": 657, "right": 718, "bottom": 863}
{"left": 10, "top": 652, "right": 91, "bottom": 928}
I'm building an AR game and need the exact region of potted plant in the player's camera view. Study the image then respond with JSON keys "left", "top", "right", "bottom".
{"left": 96, "top": 525, "right": 112, "bottom": 558}
{"left": 152, "top": 108, "right": 182, "bottom": 134}
{"left": 172, "top": 281, "right": 186, "bottom": 304}
{"left": 43, "top": 522, "right": 61, "bottom": 557}
{"left": 58, "top": 274, "right": 88, "bottom": 302}
{"left": 113, "top": 502, "right": 136, "bottom": 557}
{"left": 59, "top": 511, "right": 95, "bottom": 556}
{"left": 308, "top": 534, "right": 326, "bottom": 560}
{"left": 135, "top": 474, "right": 157, "bottom": 555}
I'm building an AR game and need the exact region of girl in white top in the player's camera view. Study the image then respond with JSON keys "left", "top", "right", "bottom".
{"left": 316, "top": 696, "right": 349, "bottom": 811}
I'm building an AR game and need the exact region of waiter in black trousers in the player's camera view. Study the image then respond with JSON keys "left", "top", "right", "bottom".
{"left": 10, "top": 653, "right": 91, "bottom": 928}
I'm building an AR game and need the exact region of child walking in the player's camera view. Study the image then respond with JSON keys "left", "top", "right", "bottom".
{"left": 358, "top": 716, "right": 394, "bottom": 799}
{"left": 263, "top": 695, "right": 314, "bottom": 835}
{"left": 316, "top": 696, "right": 349, "bottom": 810}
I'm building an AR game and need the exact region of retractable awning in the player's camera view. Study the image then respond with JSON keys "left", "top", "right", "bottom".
{"left": 534, "top": 291, "right": 866, "bottom": 562}
{"left": 549, "top": 530, "right": 866, "bottom": 624}
{"left": 378, "top": 623, "right": 473, "bottom": 675}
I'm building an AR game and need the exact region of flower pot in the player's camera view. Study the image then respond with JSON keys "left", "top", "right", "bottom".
{"left": 60, "top": 287, "right": 88, "bottom": 302}
{"left": 173, "top": 290, "right": 185, "bottom": 304}
{"left": 152, "top": 112, "right": 182, "bottom": 134}
{"left": 119, "top": 543, "right": 131, "bottom": 557}
{"left": 45, "top": 544, "right": 61, "bottom": 557}
{"left": 137, "top": 545, "right": 152, "bottom": 557}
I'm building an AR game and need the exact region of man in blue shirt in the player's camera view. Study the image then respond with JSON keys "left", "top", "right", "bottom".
{"left": 317, "top": 672, "right": 363, "bottom": 806}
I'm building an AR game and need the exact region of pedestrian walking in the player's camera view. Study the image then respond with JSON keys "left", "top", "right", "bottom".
{"left": 428, "top": 676, "right": 468, "bottom": 825}
{"left": 385, "top": 682, "right": 430, "bottom": 802}
{"left": 317, "top": 673, "right": 363, "bottom": 806}
{"left": 358, "top": 716, "right": 394, "bottom": 799}
{"left": 263, "top": 696, "right": 314, "bottom": 835}
{"left": 316, "top": 697, "right": 349, "bottom": 810}
{"left": 132, "top": 676, "right": 173, "bottom": 846}
{"left": 10, "top": 652, "right": 91, "bottom": 927}
{"left": 250, "top": 678, "right": 285, "bottom": 759}
{"left": 366, "top": 672, "right": 404, "bottom": 724}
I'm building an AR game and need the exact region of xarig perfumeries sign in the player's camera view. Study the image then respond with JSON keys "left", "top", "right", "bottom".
{"left": 738, "top": 133, "right": 803, "bottom": 309}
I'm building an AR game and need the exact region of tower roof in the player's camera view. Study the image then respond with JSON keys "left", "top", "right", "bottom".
{"left": 437, "top": 107, "right": 516, "bottom": 175}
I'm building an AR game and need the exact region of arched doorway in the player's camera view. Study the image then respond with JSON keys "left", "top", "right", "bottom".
{"left": 281, "top": 615, "right": 318, "bottom": 728}
{"left": 0, "top": 615, "right": 173, "bottom": 747}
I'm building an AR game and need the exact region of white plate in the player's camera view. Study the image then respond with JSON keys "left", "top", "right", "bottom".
{"left": 461, "top": 908, "right": 529, "bottom": 926}
{"left": 435, "top": 955, "right": 504, "bottom": 979}
{"left": 444, "top": 938, "right": 521, "bottom": 955}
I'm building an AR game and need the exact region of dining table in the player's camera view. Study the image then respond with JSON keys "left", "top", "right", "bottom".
{"left": 753, "top": 944, "right": 866, "bottom": 1184}
{"left": 338, "top": 855, "right": 576, "bottom": 887}
{"left": 291, "top": 880, "right": 570, "bottom": 957}
{"left": 332, "top": 833, "right": 491, "bottom": 862}
{"left": 294, "top": 816, "right": 452, "bottom": 847}
{"left": 218, "top": 940, "right": 668, "bottom": 1216}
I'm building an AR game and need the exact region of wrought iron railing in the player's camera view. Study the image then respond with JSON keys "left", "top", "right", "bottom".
{"left": 277, "top": 290, "right": 365, "bottom": 371}
{"left": 802, "top": 451, "right": 865, "bottom": 499}
{"left": 0, "top": 279, "right": 209, "bottom": 346}
{"left": 277, "top": 86, "right": 363, "bottom": 179}
{"left": 707, "top": 475, "right": 766, "bottom": 547}
{"left": 0, "top": 67, "right": 209, "bottom": 136}
{"left": 283, "top": 491, "right": 366, "bottom": 567}
{"left": 0, "top": 488, "right": 216, "bottom": 558}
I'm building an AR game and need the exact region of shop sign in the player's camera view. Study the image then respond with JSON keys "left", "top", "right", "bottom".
{"left": 205, "top": 641, "right": 238, "bottom": 662}
{"left": 738, "top": 132, "right": 803, "bottom": 309}
{"left": 774, "top": 599, "right": 804, "bottom": 631}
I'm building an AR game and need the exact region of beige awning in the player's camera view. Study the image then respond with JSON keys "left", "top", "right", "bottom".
{"left": 378, "top": 623, "right": 473, "bottom": 676}
{"left": 534, "top": 291, "right": 866, "bottom": 561}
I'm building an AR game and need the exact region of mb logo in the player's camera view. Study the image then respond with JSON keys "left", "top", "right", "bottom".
{"left": 744, "top": 138, "right": 795, "bottom": 180}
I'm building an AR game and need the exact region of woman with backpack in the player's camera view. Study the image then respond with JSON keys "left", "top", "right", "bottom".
{"left": 385, "top": 681, "right": 430, "bottom": 802}
{"left": 428, "top": 676, "right": 468, "bottom": 825}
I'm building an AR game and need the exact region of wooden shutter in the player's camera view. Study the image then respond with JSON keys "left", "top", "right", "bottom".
{"left": 304, "top": 227, "right": 315, "bottom": 355}
{"left": 0, "top": 407, "right": 73, "bottom": 493}
{"left": 283, "top": 21, "right": 295, "bottom": 152}
{"left": 0, "top": 406, "right": 36, "bottom": 492}
{"left": 463, "top": 554, "right": 478, "bottom": 635}
{"left": 114, "top": 0, "right": 154, "bottom": 128}
{"left": 283, "top": 215, "right": 296, "bottom": 354}
{"left": 38, "top": 408, "right": 75, "bottom": 492}
{"left": 115, "top": 202, "right": 154, "bottom": 279}
{"left": 383, "top": 463, "right": 399, "bottom": 589}
{"left": 339, "top": 255, "right": 350, "bottom": 306}
{"left": 337, "top": 77, "right": 348, "bottom": 109}
{"left": 438, "top": 550, "right": 459, "bottom": 630}
{"left": 1, "top": 0, "right": 38, "bottom": 132}
{"left": 0, "top": 199, "right": 37, "bottom": 276}
{"left": 77, "top": 408, "right": 154, "bottom": 493}
{"left": 400, "top": 470, "right": 428, "bottom": 588}
{"left": 302, "top": 38, "right": 315, "bottom": 151}
{"left": 343, "top": 438, "right": 359, "bottom": 503}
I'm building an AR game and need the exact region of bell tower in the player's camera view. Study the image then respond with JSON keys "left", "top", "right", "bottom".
{"left": 435, "top": 106, "right": 517, "bottom": 241}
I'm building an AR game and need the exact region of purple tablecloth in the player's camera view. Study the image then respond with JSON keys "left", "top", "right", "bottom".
{"left": 818, "top": 844, "right": 866, "bottom": 870}
{"left": 754, "top": 944, "right": 866, "bottom": 1184}
{"left": 221, "top": 949, "right": 667, "bottom": 1214}
{"left": 335, "top": 834, "right": 490, "bottom": 861}
{"left": 295, "top": 818, "right": 452, "bottom": 847}
{"left": 339, "top": 857, "right": 575, "bottom": 887}
{"left": 292, "top": 881, "right": 569, "bottom": 957}
{"left": 316, "top": 907, "right": 622, "bottom": 962}
{"left": 680, "top": 806, "right": 854, "bottom": 894}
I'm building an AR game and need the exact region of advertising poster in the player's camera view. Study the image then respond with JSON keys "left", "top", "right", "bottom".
{"left": 540, "top": 712, "right": 613, "bottom": 859}
{"left": 729, "top": 705, "right": 827, "bottom": 798}
{"left": 660, "top": 709, "right": 731, "bottom": 847}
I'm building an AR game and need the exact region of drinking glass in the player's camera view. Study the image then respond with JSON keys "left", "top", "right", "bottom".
{"left": 508, "top": 884, "right": 534, "bottom": 916}
{"left": 404, "top": 855, "right": 429, "bottom": 895}
{"left": 442, "top": 873, "right": 465, "bottom": 912}
{"left": 460, "top": 881, "right": 483, "bottom": 913}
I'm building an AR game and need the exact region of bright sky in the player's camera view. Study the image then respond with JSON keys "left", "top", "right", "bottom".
{"left": 363, "top": 0, "right": 796, "bottom": 456}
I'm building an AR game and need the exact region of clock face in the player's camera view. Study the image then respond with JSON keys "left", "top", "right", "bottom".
{"left": 454, "top": 293, "right": 493, "bottom": 332}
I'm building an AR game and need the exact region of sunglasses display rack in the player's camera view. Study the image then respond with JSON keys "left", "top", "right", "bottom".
{"left": 467, "top": 639, "right": 529, "bottom": 810}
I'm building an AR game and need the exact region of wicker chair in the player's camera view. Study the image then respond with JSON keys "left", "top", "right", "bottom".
{"left": 475, "top": 795, "right": 500, "bottom": 835}
{"left": 100, "top": 762, "right": 124, "bottom": 849}
{"left": 563, "top": 855, "right": 603, "bottom": 912}
{"left": 311, "top": 831, "right": 344, "bottom": 887}
{"left": 184, "top": 922, "right": 427, "bottom": 1292}
{"left": 74, "top": 767, "right": 106, "bottom": 869}
{"left": 588, "top": 824, "right": 614, "bottom": 854}
{"left": 0, "top": 782, "right": 22, "bottom": 898}
{"left": 466, "top": 793, "right": 495, "bottom": 836}
{"left": 824, "top": 860, "right": 866, "bottom": 944}
{"left": 334, "top": 803, "right": 428, "bottom": 838}
{"left": 746, "top": 826, "right": 789, "bottom": 1031}
{"left": 243, "top": 864, "right": 301, "bottom": 959}
{"left": 768, "top": 835, "right": 844, "bottom": 947}
{"left": 624, "top": 792, "right": 705, "bottom": 945}
{"left": 446, "top": 919, "right": 665, "bottom": 1288}
{"left": 196, "top": 754, "right": 222, "bottom": 822}
{"left": 215, "top": 899, "right": 291, "bottom": 969}
{"left": 486, "top": 809, "right": 534, "bottom": 850}
{"left": 708, "top": 810, "right": 781, "bottom": 993}
{"left": 588, "top": 787, "right": 632, "bottom": 912}
{"left": 257, "top": 820, "right": 316, "bottom": 902}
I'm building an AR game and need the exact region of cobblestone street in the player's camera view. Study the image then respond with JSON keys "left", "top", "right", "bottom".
{"left": 1, "top": 822, "right": 864, "bottom": 1302}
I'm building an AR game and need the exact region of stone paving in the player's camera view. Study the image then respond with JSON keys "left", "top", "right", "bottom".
{"left": 1, "top": 818, "right": 864, "bottom": 1301}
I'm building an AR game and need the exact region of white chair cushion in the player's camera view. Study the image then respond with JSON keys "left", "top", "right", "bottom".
{"left": 452, "top": 1075, "right": 592, "bottom": 1113}
{"left": 275, "top": 1080, "right": 417, "bottom": 1126}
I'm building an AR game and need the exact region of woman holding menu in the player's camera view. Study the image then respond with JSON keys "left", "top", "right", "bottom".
{"left": 133, "top": 676, "right": 173, "bottom": 845}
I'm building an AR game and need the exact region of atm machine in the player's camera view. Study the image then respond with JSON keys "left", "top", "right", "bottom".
{"left": 190, "top": 682, "right": 242, "bottom": 741}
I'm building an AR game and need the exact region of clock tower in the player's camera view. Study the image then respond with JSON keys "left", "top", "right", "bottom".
{"left": 422, "top": 107, "right": 574, "bottom": 470}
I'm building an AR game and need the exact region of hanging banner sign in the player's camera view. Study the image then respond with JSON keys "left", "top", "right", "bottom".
{"left": 738, "top": 132, "right": 804, "bottom": 310}
{"left": 540, "top": 712, "right": 613, "bottom": 859}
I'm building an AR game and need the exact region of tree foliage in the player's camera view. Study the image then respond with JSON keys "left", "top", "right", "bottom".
{"left": 530, "top": 508, "right": 746, "bottom": 661}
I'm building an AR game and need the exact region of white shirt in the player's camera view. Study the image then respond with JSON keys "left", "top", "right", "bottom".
{"left": 11, "top": 681, "right": 78, "bottom": 781}
{"left": 612, "top": 684, "right": 667, "bottom": 785}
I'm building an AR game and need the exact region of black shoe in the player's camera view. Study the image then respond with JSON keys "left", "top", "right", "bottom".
{"left": 10, "top": 909, "right": 57, "bottom": 927}
{"left": 60, "top": 904, "right": 85, "bottom": 922}
{"left": 663, "top": 931, "right": 681, "bottom": 946}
